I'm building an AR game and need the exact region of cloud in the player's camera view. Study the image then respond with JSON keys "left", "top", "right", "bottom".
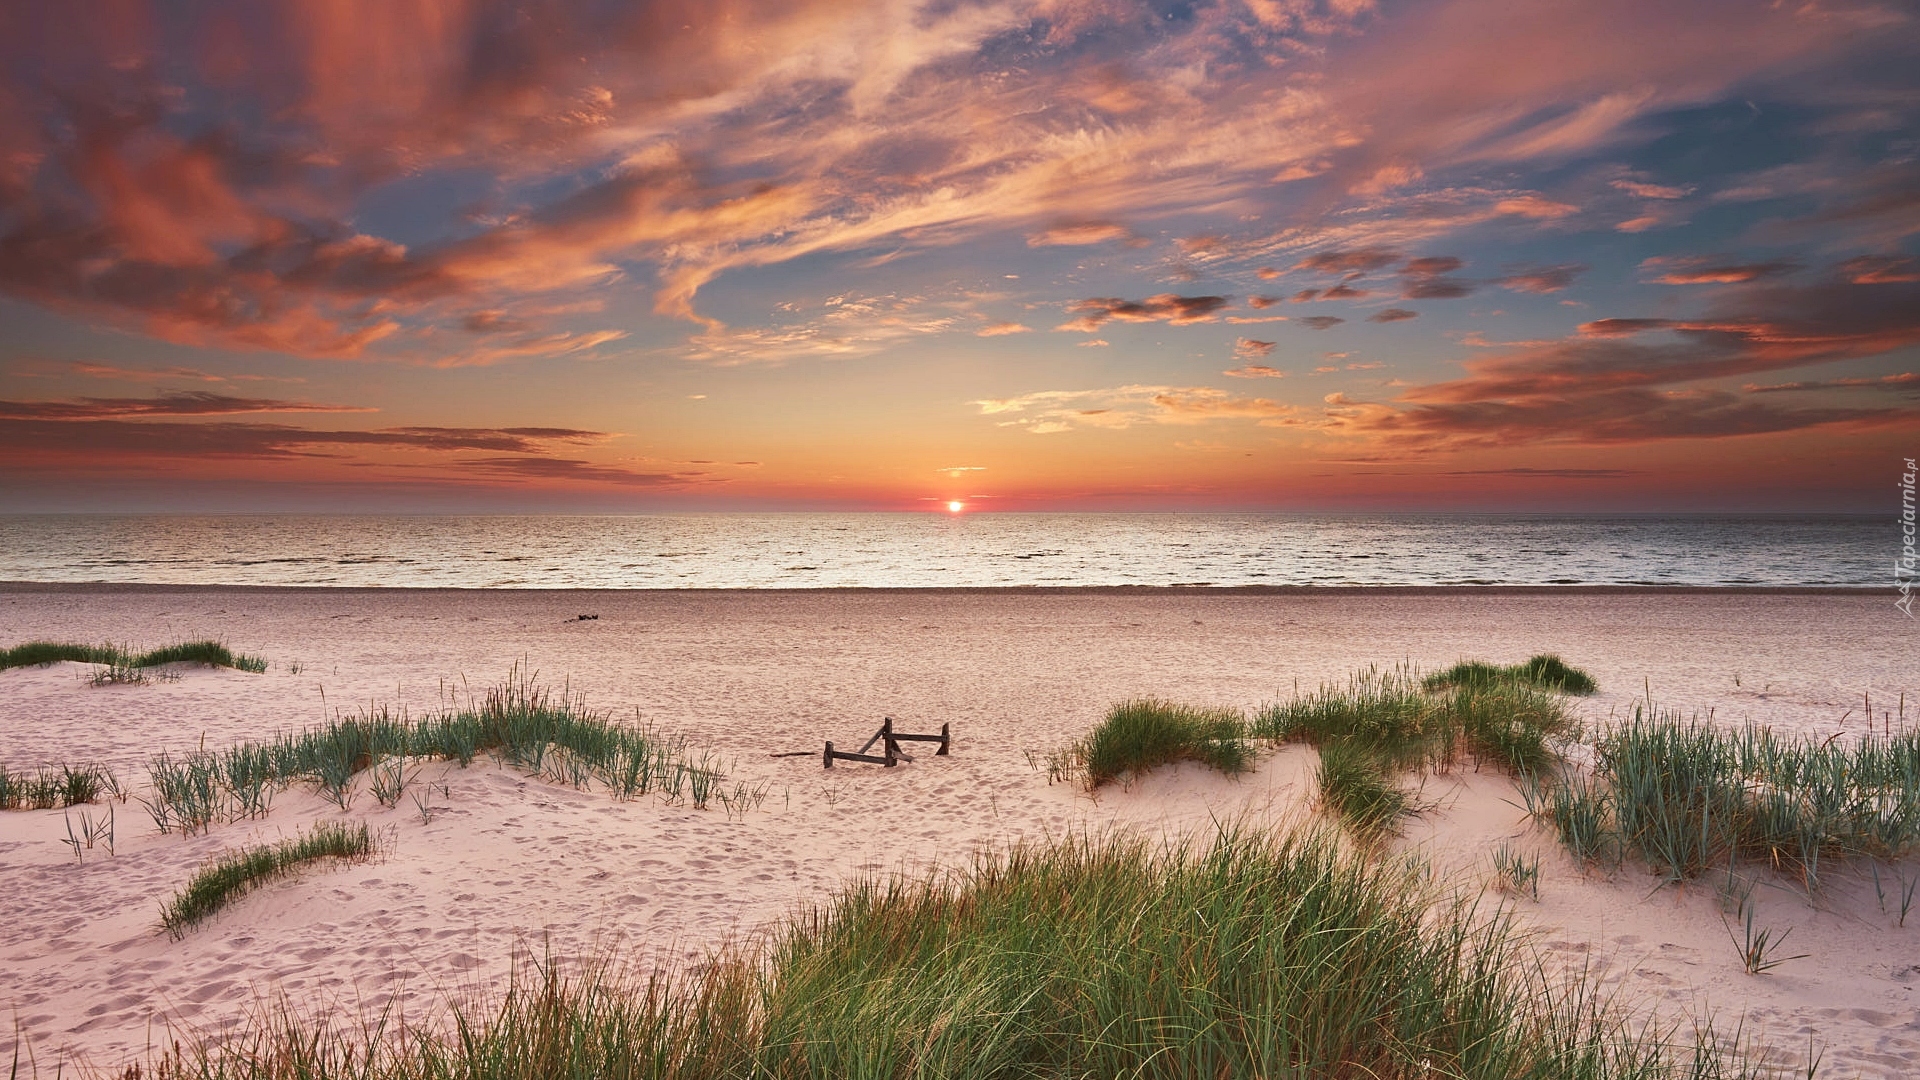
{"left": 1492, "top": 196, "right": 1580, "bottom": 219}
{"left": 1223, "top": 364, "right": 1286, "bottom": 378}
{"left": 1444, "top": 467, "right": 1640, "bottom": 478}
{"left": 1027, "top": 222, "right": 1135, "bottom": 246}
{"left": 1368, "top": 308, "right": 1418, "bottom": 323}
{"left": 0, "top": 392, "right": 373, "bottom": 421}
{"left": 1247, "top": 295, "right": 1285, "bottom": 309}
{"left": 1744, "top": 372, "right": 1918, "bottom": 393}
{"left": 1056, "top": 294, "right": 1231, "bottom": 332}
{"left": 1611, "top": 179, "right": 1692, "bottom": 200}
{"left": 1312, "top": 274, "right": 1920, "bottom": 450}
{"left": 0, "top": 419, "right": 610, "bottom": 460}
{"left": 682, "top": 293, "right": 961, "bottom": 364}
{"left": 1496, "top": 265, "right": 1586, "bottom": 294}
{"left": 1838, "top": 256, "right": 1920, "bottom": 284}
{"left": 1615, "top": 215, "right": 1662, "bottom": 233}
{"left": 1299, "top": 316, "right": 1346, "bottom": 330}
{"left": 1234, "top": 337, "right": 1277, "bottom": 358}
{"left": 977, "top": 321, "right": 1033, "bottom": 336}
{"left": 1579, "top": 318, "right": 1677, "bottom": 337}
{"left": 1316, "top": 386, "right": 1909, "bottom": 449}
{"left": 1402, "top": 278, "right": 1474, "bottom": 299}
{"left": 1642, "top": 257, "right": 1799, "bottom": 285}
{"left": 446, "top": 457, "right": 703, "bottom": 487}
{"left": 1295, "top": 248, "right": 1401, "bottom": 275}
{"left": 69, "top": 363, "right": 234, "bottom": 384}
{"left": 973, "top": 384, "right": 1294, "bottom": 433}
{"left": 1399, "top": 255, "right": 1475, "bottom": 299}
{"left": 0, "top": 0, "right": 1900, "bottom": 373}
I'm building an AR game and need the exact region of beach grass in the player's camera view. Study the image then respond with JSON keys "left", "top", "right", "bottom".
{"left": 1078, "top": 698, "right": 1252, "bottom": 788}
{"left": 1253, "top": 664, "right": 1578, "bottom": 837}
{"left": 0, "top": 639, "right": 268, "bottom": 674}
{"left": 141, "top": 669, "right": 729, "bottom": 833}
{"left": 1425, "top": 654, "right": 1599, "bottom": 695}
{"left": 0, "top": 762, "right": 118, "bottom": 810}
{"left": 145, "top": 824, "right": 1787, "bottom": 1080}
{"left": 1536, "top": 705, "right": 1920, "bottom": 889}
{"left": 159, "top": 821, "right": 376, "bottom": 938}
{"left": 1314, "top": 741, "right": 1410, "bottom": 836}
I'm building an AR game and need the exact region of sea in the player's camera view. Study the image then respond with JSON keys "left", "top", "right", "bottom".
{"left": 0, "top": 513, "right": 1888, "bottom": 589}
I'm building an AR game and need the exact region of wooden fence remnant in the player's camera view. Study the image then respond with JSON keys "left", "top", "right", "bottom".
{"left": 823, "top": 717, "right": 951, "bottom": 768}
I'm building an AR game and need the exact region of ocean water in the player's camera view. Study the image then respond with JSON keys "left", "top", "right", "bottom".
{"left": 0, "top": 513, "right": 1886, "bottom": 589}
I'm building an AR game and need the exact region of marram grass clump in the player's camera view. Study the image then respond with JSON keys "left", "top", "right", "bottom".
{"left": 1253, "top": 663, "right": 1579, "bottom": 835}
{"left": 0, "top": 761, "right": 118, "bottom": 810}
{"left": 1534, "top": 703, "right": 1920, "bottom": 890}
{"left": 0, "top": 639, "right": 267, "bottom": 674}
{"left": 142, "top": 825, "right": 1792, "bottom": 1080}
{"left": 1061, "top": 698, "right": 1252, "bottom": 789}
{"left": 1425, "top": 653, "right": 1599, "bottom": 695}
{"left": 140, "top": 668, "right": 731, "bottom": 834}
{"left": 160, "top": 820, "right": 375, "bottom": 938}
{"left": 1314, "top": 740, "right": 1410, "bottom": 838}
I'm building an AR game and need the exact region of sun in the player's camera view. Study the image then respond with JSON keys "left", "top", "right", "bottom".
{"left": 947, "top": 500, "right": 965, "bottom": 513}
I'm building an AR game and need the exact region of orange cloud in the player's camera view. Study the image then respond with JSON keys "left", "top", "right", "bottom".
{"left": 974, "top": 384, "right": 1294, "bottom": 433}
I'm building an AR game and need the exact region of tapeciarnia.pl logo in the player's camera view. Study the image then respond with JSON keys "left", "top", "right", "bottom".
{"left": 1899, "top": 456, "right": 1916, "bottom": 618}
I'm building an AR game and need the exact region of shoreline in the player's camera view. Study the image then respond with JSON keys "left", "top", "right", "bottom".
{"left": 0, "top": 581, "right": 1884, "bottom": 596}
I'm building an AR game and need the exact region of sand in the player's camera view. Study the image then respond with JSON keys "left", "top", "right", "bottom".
{"left": 1, "top": 585, "right": 1916, "bottom": 1075}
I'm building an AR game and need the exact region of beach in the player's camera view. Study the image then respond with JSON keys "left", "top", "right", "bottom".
{"left": 2, "top": 585, "right": 1916, "bottom": 1075}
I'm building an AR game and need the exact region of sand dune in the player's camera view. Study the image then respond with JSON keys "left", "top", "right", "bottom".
{"left": 1, "top": 587, "right": 1915, "bottom": 1075}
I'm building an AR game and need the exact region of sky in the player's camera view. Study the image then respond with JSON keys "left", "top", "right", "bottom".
{"left": 0, "top": 0, "right": 1915, "bottom": 513}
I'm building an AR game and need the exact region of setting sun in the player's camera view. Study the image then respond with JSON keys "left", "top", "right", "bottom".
{"left": 947, "top": 501, "right": 965, "bottom": 513}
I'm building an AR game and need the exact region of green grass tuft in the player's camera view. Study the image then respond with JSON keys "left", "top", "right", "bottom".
{"left": 159, "top": 820, "right": 375, "bottom": 938}
{"left": 142, "top": 824, "right": 1789, "bottom": 1080}
{"left": 0, "top": 641, "right": 120, "bottom": 668}
{"left": 1526, "top": 701, "right": 1920, "bottom": 891}
{"left": 1252, "top": 664, "right": 1434, "bottom": 763}
{"left": 1256, "top": 663, "right": 1580, "bottom": 834}
{"left": 139, "top": 668, "right": 731, "bottom": 833}
{"left": 1425, "top": 653, "right": 1598, "bottom": 695}
{"left": 0, "top": 639, "right": 268, "bottom": 674}
{"left": 1315, "top": 741, "right": 1410, "bottom": 837}
{"left": 0, "top": 762, "right": 119, "bottom": 810}
{"left": 1079, "top": 698, "right": 1252, "bottom": 788}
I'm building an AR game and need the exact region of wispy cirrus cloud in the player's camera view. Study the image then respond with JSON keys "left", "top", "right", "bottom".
{"left": 1642, "top": 257, "right": 1800, "bottom": 285}
{"left": 1495, "top": 265, "right": 1585, "bottom": 294}
{"left": 974, "top": 384, "right": 1293, "bottom": 434}
{"left": 1223, "top": 364, "right": 1286, "bottom": 378}
{"left": 1744, "top": 372, "right": 1918, "bottom": 394}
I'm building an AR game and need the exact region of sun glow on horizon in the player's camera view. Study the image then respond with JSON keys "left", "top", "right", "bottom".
{"left": 947, "top": 500, "right": 965, "bottom": 513}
